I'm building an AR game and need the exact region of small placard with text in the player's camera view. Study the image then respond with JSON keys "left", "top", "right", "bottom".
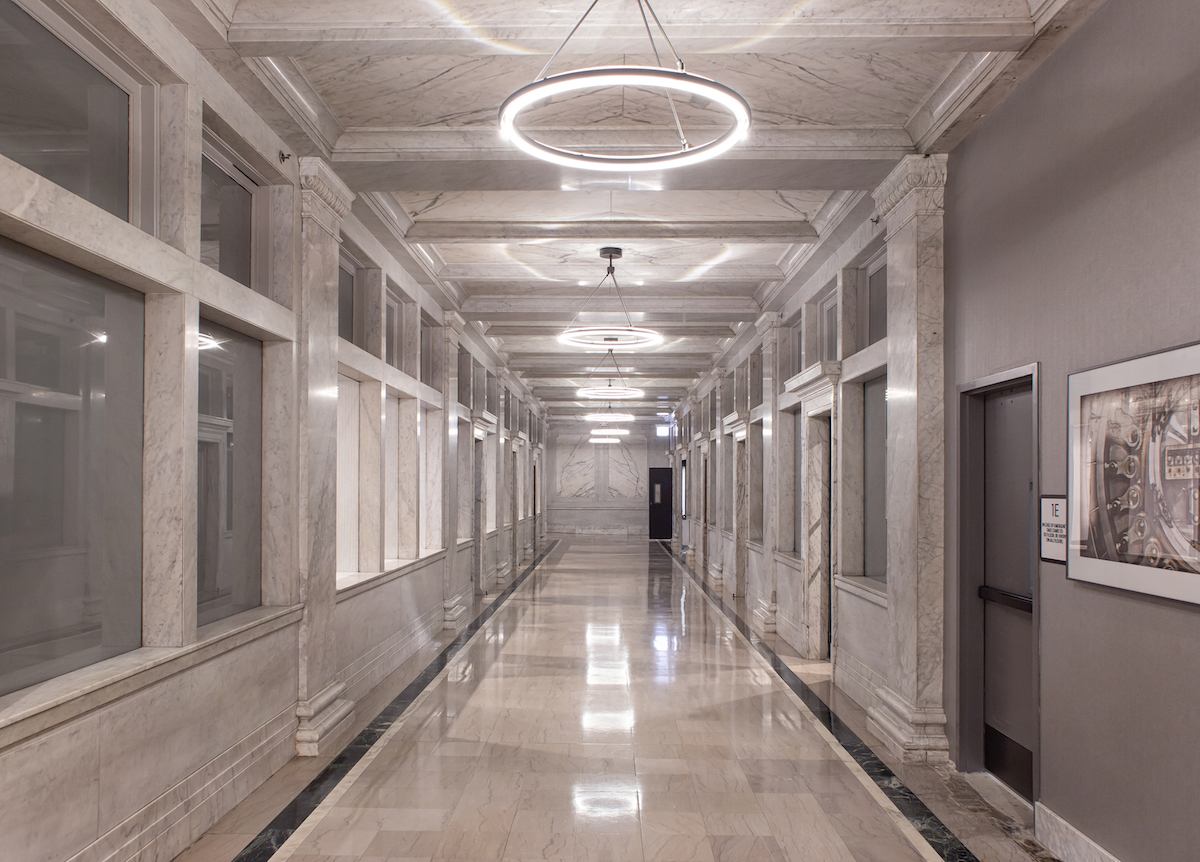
{"left": 1041, "top": 496, "right": 1067, "bottom": 563}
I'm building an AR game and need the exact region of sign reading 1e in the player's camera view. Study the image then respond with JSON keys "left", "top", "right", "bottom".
{"left": 1041, "top": 495, "right": 1067, "bottom": 563}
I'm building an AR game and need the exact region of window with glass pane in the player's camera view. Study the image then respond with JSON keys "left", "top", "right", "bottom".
{"left": 385, "top": 295, "right": 399, "bottom": 368}
{"left": 822, "top": 298, "right": 838, "bottom": 361}
{"left": 863, "top": 375, "right": 887, "bottom": 582}
{"left": 197, "top": 318, "right": 261, "bottom": 626}
{"left": 337, "top": 265, "right": 354, "bottom": 342}
{"left": 0, "top": 236, "right": 142, "bottom": 697}
{"left": 0, "top": 0, "right": 129, "bottom": 219}
{"left": 868, "top": 264, "right": 888, "bottom": 345}
{"left": 200, "top": 155, "right": 254, "bottom": 288}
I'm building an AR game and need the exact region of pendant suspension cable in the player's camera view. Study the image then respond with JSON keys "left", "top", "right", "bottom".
{"left": 608, "top": 267, "right": 635, "bottom": 329}
{"left": 536, "top": 0, "right": 601, "bottom": 81}
{"left": 636, "top": 0, "right": 688, "bottom": 149}
{"left": 564, "top": 268, "right": 616, "bottom": 331}
{"left": 642, "top": 0, "right": 684, "bottom": 70}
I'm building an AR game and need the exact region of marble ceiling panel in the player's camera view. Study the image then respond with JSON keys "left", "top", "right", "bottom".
{"left": 489, "top": 335, "right": 729, "bottom": 354}
{"left": 299, "top": 51, "right": 954, "bottom": 129}
{"left": 432, "top": 240, "right": 791, "bottom": 267}
{"left": 234, "top": 0, "right": 1031, "bottom": 30}
{"left": 393, "top": 190, "right": 831, "bottom": 221}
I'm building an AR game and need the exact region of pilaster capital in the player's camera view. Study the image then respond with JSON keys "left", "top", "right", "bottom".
{"left": 444, "top": 310, "right": 466, "bottom": 338}
{"left": 299, "top": 158, "right": 355, "bottom": 236}
{"left": 872, "top": 154, "right": 947, "bottom": 220}
{"left": 755, "top": 312, "right": 782, "bottom": 340}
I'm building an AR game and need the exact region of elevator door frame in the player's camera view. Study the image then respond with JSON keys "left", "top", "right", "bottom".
{"left": 958, "top": 363, "right": 1041, "bottom": 799}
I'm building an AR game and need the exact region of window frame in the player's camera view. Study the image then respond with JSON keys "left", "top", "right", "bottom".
{"left": 8, "top": 0, "right": 157, "bottom": 231}
{"left": 201, "top": 130, "right": 271, "bottom": 293}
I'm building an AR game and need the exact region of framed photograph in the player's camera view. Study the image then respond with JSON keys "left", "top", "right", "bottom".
{"left": 1069, "top": 342, "right": 1200, "bottom": 605}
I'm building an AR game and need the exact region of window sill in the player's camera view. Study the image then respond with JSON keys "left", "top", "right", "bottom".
{"left": 775, "top": 551, "right": 805, "bottom": 572}
{"left": 336, "top": 550, "right": 447, "bottom": 599}
{"left": 0, "top": 603, "right": 303, "bottom": 748}
{"left": 834, "top": 575, "right": 888, "bottom": 607}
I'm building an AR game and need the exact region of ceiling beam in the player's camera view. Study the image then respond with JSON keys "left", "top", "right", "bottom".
{"left": 228, "top": 19, "right": 1034, "bottom": 59}
{"left": 485, "top": 324, "right": 736, "bottom": 338}
{"left": 442, "top": 264, "right": 782, "bottom": 282}
{"left": 406, "top": 221, "right": 817, "bottom": 244}
{"left": 462, "top": 296, "right": 761, "bottom": 315}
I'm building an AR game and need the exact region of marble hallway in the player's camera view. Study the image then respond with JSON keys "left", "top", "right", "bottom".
{"left": 188, "top": 539, "right": 974, "bottom": 862}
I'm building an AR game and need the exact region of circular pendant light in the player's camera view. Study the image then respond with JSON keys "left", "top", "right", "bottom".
{"left": 559, "top": 325, "right": 662, "bottom": 349}
{"left": 578, "top": 384, "right": 643, "bottom": 400}
{"left": 500, "top": 67, "right": 750, "bottom": 173}
{"left": 560, "top": 248, "right": 662, "bottom": 350}
{"left": 589, "top": 427, "right": 629, "bottom": 436}
{"left": 585, "top": 411, "right": 635, "bottom": 422}
{"left": 590, "top": 437, "right": 621, "bottom": 444}
{"left": 577, "top": 351, "right": 644, "bottom": 400}
{"left": 499, "top": 0, "right": 751, "bottom": 173}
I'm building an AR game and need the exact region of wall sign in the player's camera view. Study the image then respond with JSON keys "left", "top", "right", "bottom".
{"left": 1041, "top": 495, "right": 1067, "bottom": 563}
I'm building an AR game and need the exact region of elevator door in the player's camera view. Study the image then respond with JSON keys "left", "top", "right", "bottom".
{"left": 982, "top": 384, "right": 1036, "bottom": 799}
{"left": 648, "top": 467, "right": 673, "bottom": 539}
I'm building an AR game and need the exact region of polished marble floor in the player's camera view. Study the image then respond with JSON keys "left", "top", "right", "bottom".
{"left": 235, "top": 540, "right": 950, "bottom": 862}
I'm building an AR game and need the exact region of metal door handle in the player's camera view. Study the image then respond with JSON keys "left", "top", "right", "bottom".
{"left": 979, "top": 585, "right": 1033, "bottom": 613}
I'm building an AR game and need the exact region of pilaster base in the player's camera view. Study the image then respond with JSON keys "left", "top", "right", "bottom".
{"left": 866, "top": 684, "right": 950, "bottom": 764}
{"left": 495, "top": 560, "right": 513, "bottom": 589}
{"left": 443, "top": 596, "right": 468, "bottom": 631}
{"left": 708, "top": 561, "right": 724, "bottom": 592}
{"left": 752, "top": 601, "right": 777, "bottom": 635}
{"left": 296, "top": 682, "right": 355, "bottom": 757}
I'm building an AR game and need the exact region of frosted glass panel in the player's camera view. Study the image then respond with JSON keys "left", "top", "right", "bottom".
{"left": 196, "top": 318, "right": 262, "bottom": 626}
{"left": 0, "top": 236, "right": 143, "bottom": 697}
{"left": 0, "top": 0, "right": 129, "bottom": 219}
{"left": 200, "top": 156, "right": 253, "bottom": 288}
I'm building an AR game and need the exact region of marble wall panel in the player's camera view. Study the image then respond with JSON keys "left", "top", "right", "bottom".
{"left": 334, "top": 557, "right": 444, "bottom": 702}
{"left": 607, "top": 438, "right": 647, "bottom": 499}
{"left": 96, "top": 626, "right": 298, "bottom": 832}
{"left": 556, "top": 435, "right": 596, "bottom": 498}
{"left": 0, "top": 714, "right": 100, "bottom": 862}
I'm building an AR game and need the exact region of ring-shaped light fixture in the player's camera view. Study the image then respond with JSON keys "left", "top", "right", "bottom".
{"left": 578, "top": 385, "right": 643, "bottom": 400}
{"left": 499, "top": 66, "right": 751, "bottom": 173}
{"left": 589, "top": 428, "right": 630, "bottom": 436}
{"left": 590, "top": 437, "right": 621, "bottom": 444}
{"left": 558, "top": 325, "right": 663, "bottom": 349}
{"left": 584, "top": 412, "right": 634, "bottom": 422}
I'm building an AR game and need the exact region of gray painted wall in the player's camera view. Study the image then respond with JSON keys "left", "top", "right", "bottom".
{"left": 944, "top": 0, "right": 1200, "bottom": 858}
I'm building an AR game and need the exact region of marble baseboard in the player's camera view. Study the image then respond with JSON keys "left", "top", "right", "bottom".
{"left": 773, "top": 607, "right": 804, "bottom": 657}
{"left": 832, "top": 648, "right": 884, "bottom": 715}
{"left": 337, "top": 600, "right": 443, "bottom": 706}
{"left": 79, "top": 707, "right": 295, "bottom": 862}
{"left": 1036, "top": 803, "right": 1123, "bottom": 862}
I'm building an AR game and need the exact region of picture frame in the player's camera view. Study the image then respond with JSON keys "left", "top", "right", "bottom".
{"left": 1068, "top": 341, "right": 1200, "bottom": 605}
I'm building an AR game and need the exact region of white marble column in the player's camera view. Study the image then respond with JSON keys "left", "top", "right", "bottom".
{"left": 157, "top": 84, "right": 201, "bottom": 256}
{"left": 358, "top": 268, "right": 386, "bottom": 360}
{"left": 442, "top": 312, "right": 468, "bottom": 630}
{"left": 867, "top": 154, "right": 951, "bottom": 763}
{"left": 358, "top": 379, "right": 384, "bottom": 573}
{"left": 754, "top": 313, "right": 781, "bottom": 634}
{"left": 397, "top": 398, "right": 419, "bottom": 560}
{"left": 294, "top": 158, "right": 356, "bottom": 755}
{"left": 803, "top": 416, "right": 833, "bottom": 658}
{"left": 142, "top": 293, "right": 199, "bottom": 648}
{"left": 710, "top": 382, "right": 726, "bottom": 590}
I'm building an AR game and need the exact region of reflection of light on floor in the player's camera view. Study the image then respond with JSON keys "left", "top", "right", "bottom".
{"left": 586, "top": 623, "right": 621, "bottom": 648}
{"left": 586, "top": 660, "right": 630, "bottom": 686}
{"left": 582, "top": 710, "right": 634, "bottom": 732}
{"left": 653, "top": 635, "right": 670, "bottom": 652}
{"left": 572, "top": 789, "right": 639, "bottom": 815}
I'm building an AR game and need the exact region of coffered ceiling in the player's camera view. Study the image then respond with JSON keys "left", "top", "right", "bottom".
{"left": 158, "top": 0, "right": 1102, "bottom": 417}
